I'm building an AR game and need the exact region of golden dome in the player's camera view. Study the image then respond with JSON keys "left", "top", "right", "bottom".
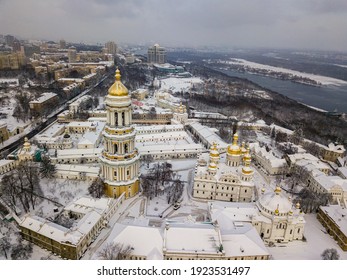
{"left": 227, "top": 133, "right": 241, "bottom": 156}
{"left": 243, "top": 151, "right": 252, "bottom": 162}
{"left": 108, "top": 69, "right": 129, "bottom": 97}
{"left": 210, "top": 142, "right": 219, "bottom": 157}
{"left": 274, "top": 208, "right": 279, "bottom": 215}
{"left": 242, "top": 166, "right": 253, "bottom": 175}
{"left": 208, "top": 162, "right": 217, "bottom": 170}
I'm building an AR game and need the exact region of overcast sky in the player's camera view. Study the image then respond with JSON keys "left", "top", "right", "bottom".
{"left": 1, "top": 0, "right": 347, "bottom": 51}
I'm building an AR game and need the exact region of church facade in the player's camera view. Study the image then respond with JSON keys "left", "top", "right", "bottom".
{"left": 193, "top": 133, "right": 254, "bottom": 202}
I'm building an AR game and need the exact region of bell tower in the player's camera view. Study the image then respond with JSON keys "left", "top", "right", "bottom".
{"left": 100, "top": 69, "right": 140, "bottom": 198}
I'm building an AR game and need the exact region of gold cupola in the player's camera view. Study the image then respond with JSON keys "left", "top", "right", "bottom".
{"left": 242, "top": 147, "right": 253, "bottom": 175}
{"left": 108, "top": 69, "right": 129, "bottom": 97}
{"left": 227, "top": 133, "right": 241, "bottom": 155}
{"left": 209, "top": 142, "right": 220, "bottom": 163}
{"left": 23, "top": 137, "right": 31, "bottom": 152}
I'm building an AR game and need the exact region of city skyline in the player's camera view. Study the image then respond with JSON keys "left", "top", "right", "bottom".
{"left": 1, "top": 0, "right": 347, "bottom": 52}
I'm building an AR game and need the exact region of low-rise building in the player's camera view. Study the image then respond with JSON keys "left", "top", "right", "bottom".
{"left": 29, "top": 92, "right": 58, "bottom": 115}
{"left": 55, "top": 164, "right": 100, "bottom": 181}
{"left": 0, "top": 159, "right": 17, "bottom": 174}
{"left": 251, "top": 143, "right": 288, "bottom": 175}
{"left": 318, "top": 205, "right": 347, "bottom": 251}
{"left": 209, "top": 186, "right": 305, "bottom": 244}
{"left": 19, "top": 195, "right": 125, "bottom": 259}
{"left": 187, "top": 122, "right": 228, "bottom": 153}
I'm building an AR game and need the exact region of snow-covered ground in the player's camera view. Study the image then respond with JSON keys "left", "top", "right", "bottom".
{"left": 228, "top": 58, "right": 347, "bottom": 86}
{"left": 160, "top": 77, "right": 203, "bottom": 92}
{"left": 269, "top": 214, "right": 347, "bottom": 260}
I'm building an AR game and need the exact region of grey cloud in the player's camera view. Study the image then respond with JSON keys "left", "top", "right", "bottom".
{"left": 0, "top": 0, "right": 346, "bottom": 51}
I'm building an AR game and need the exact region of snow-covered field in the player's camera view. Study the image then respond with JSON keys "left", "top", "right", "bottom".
{"left": 269, "top": 214, "right": 347, "bottom": 260}
{"left": 228, "top": 58, "right": 347, "bottom": 86}
{"left": 160, "top": 77, "right": 203, "bottom": 92}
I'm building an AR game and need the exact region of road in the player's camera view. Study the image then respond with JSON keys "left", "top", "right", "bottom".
{"left": 0, "top": 74, "right": 111, "bottom": 157}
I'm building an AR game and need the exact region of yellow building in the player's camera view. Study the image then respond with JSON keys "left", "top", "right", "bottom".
{"left": 0, "top": 121, "right": 10, "bottom": 143}
{"left": 318, "top": 205, "right": 347, "bottom": 251}
{"left": 0, "top": 52, "right": 26, "bottom": 70}
{"left": 100, "top": 69, "right": 140, "bottom": 199}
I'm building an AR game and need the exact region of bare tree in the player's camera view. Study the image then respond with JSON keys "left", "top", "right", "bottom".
{"left": 97, "top": 243, "right": 133, "bottom": 260}
{"left": 10, "top": 235, "right": 33, "bottom": 260}
{"left": 294, "top": 188, "right": 331, "bottom": 213}
{"left": 0, "top": 234, "right": 11, "bottom": 259}
{"left": 88, "top": 177, "right": 105, "bottom": 198}
{"left": 1, "top": 162, "right": 41, "bottom": 213}
{"left": 321, "top": 248, "right": 340, "bottom": 260}
{"left": 17, "top": 162, "right": 41, "bottom": 210}
{"left": 1, "top": 173, "right": 20, "bottom": 213}
{"left": 167, "top": 179, "right": 184, "bottom": 204}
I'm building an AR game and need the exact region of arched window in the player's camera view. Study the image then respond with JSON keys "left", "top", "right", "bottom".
{"left": 114, "top": 144, "right": 118, "bottom": 153}
{"left": 124, "top": 143, "right": 128, "bottom": 153}
{"left": 122, "top": 112, "right": 125, "bottom": 126}
{"left": 115, "top": 112, "right": 118, "bottom": 126}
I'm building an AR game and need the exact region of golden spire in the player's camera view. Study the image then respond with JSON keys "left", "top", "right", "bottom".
{"left": 108, "top": 68, "right": 129, "bottom": 97}
{"left": 232, "top": 133, "right": 239, "bottom": 145}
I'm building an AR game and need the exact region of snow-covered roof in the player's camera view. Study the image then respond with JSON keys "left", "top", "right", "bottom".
{"left": 252, "top": 143, "right": 286, "bottom": 168}
{"left": 64, "top": 197, "right": 114, "bottom": 215}
{"left": 0, "top": 159, "right": 15, "bottom": 167}
{"left": 135, "top": 124, "right": 183, "bottom": 133}
{"left": 36, "top": 122, "right": 65, "bottom": 138}
{"left": 110, "top": 224, "right": 163, "bottom": 260}
{"left": 164, "top": 222, "right": 223, "bottom": 255}
{"left": 221, "top": 223, "right": 269, "bottom": 258}
{"left": 19, "top": 215, "right": 83, "bottom": 245}
{"left": 56, "top": 148, "right": 102, "bottom": 158}
{"left": 67, "top": 121, "right": 96, "bottom": 128}
{"left": 338, "top": 167, "right": 347, "bottom": 179}
{"left": 55, "top": 164, "right": 100, "bottom": 175}
{"left": 137, "top": 143, "right": 203, "bottom": 154}
{"left": 189, "top": 122, "right": 228, "bottom": 149}
{"left": 258, "top": 189, "right": 293, "bottom": 214}
{"left": 30, "top": 92, "right": 57, "bottom": 104}
{"left": 327, "top": 143, "right": 345, "bottom": 153}
{"left": 320, "top": 205, "right": 347, "bottom": 235}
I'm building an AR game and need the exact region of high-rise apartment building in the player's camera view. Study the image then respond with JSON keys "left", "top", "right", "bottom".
{"left": 147, "top": 44, "right": 166, "bottom": 64}
{"left": 68, "top": 46, "right": 77, "bottom": 63}
{"left": 105, "top": 41, "right": 117, "bottom": 55}
{"left": 60, "top": 39, "right": 66, "bottom": 49}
